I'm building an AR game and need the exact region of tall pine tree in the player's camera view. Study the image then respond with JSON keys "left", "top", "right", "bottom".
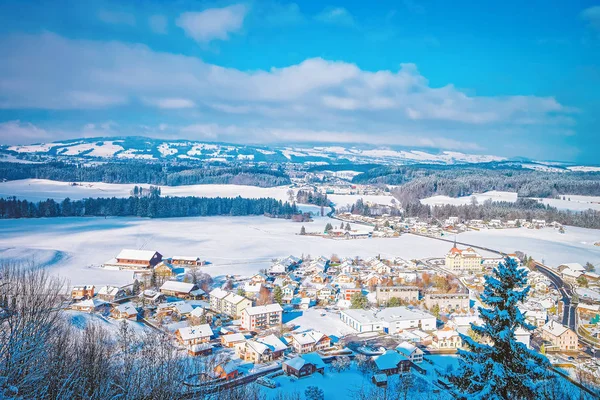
{"left": 449, "top": 256, "right": 552, "bottom": 399}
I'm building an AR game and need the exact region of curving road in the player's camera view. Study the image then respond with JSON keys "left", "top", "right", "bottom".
{"left": 534, "top": 262, "right": 576, "bottom": 330}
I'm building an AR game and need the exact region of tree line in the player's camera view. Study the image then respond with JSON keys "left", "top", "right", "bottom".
{"left": 0, "top": 162, "right": 291, "bottom": 187}
{"left": 351, "top": 164, "right": 600, "bottom": 201}
{"left": 0, "top": 195, "right": 299, "bottom": 219}
{"left": 295, "top": 189, "right": 330, "bottom": 206}
{"left": 403, "top": 198, "right": 600, "bottom": 229}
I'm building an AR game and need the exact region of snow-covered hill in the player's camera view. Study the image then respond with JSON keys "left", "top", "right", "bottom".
{"left": 1, "top": 136, "right": 509, "bottom": 166}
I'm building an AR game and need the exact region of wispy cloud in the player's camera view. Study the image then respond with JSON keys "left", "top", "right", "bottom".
{"left": 315, "top": 7, "right": 355, "bottom": 26}
{"left": 98, "top": 10, "right": 136, "bottom": 26}
{"left": 176, "top": 4, "right": 247, "bottom": 43}
{"left": 148, "top": 15, "right": 168, "bottom": 34}
{"left": 581, "top": 6, "right": 600, "bottom": 31}
{"left": 143, "top": 97, "right": 196, "bottom": 109}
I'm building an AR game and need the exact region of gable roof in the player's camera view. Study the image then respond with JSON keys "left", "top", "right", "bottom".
{"left": 178, "top": 324, "right": 214, "bottom": 341}
{"left": 116, "top": 249, "right": 160, "bottom": 261}
{"left": 284, "top": 352, "right": 325, "bottom": 370}
{"left": 374, "top": 350, "right": 407, "bottom": 370}
{"left": 243, "top": 303, "right": 283, "bottom": 316}
{"left": 160, "top": 281, "right": 197, "bottom": 294}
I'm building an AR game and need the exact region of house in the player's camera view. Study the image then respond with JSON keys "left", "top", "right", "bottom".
{"left": 373, "top": 350, "right": 411, "bottom": 375}
{"left": 189, "top": 343, "right": 213, "bottom": 356}
{"left": 340, "top": 307, "right": 436, "bottom": 333}
{"left": 209, "top": 288, "right": 229, "bottom": 312}
{"left": 154, "top": 262, "right": 178, "bottom": 279}
{"left": 335, "top": 273, "right": 355, "bottom": 285}
{"left": 372, "top": 374, "right": 388, "bottom": 387}
{"left": 561, "top": 268, "right": 583, "bottom": 284}
{"left": 445, "top": 246, "right": 482, "bottom": 273}
{"left": 282, "top": 353, "right": 325, "bottom": 378}
{"left": 282, "top": 284, "right": 296, "bottom": 301}
{"left": 160, "top": 281, "right": 205, "bottom": 299}
{"left": 515, "top": 327, "right": 531, "bottom": 349}
{"left": 71, "top": 285, "right": 95, "bottom": 300}
{"left": 221, "top": 333, "right": 247, "bottom": 348}
{"left": 214, "top": 361, "right": 240, "bottom": 381}
{"left": 341, "top": 288, "right": 362, "bottom": 301}
{"left": 139, "top": 289, "right": 165, "bottom": 304}
{"left": 105, "top": 249, "right": 163, "bottom": 269}
{"left": 269, "top": 263, "right": 288, "bottom": 276}
{"left": 250, "top": 273, "right": 268, "bottom": 285}
{"left": 375, "top": 286, "right": 419, "bottom": 305}
{"left": 176, "top": 324, "right": 214, "bottom": 347}
{"left": 289, "top": 330, "right": 331, "bottom": 354}
{"left": 97, "top": 285, "right": 126, "bottom": 302}
{"left": 523, "top": 309, "right": 547, "bottom": 327}
{"left": 170, "top": 256, "right": 202, "bottom": 266}
{"left": 241, "top": 303, "right": 283, "bottom": 331}
{"left": 424, "top": 292, "right": 470, "bottom": 312}
{"left": 541, "top": 321, "right": 578, "bottom": 352}
{"left": 432, "top": 327, "right": 462, "bottom": 349}
{"left": 395, "top": 341, "right": 424, "bottom": 363}
{"left": 236, "top": 334, "right": 287, "bottom": 363}
{"left": 71, "top": 298, "right": 109, "bottom": 313}
{"left": 243, "top": 282, "right": 263, "bottom": 299}
{"left": 111, "top": 302, "right": 138, "bottom": 319}
{"left": 317, "top": 285, "right": 335, "bottom": 302}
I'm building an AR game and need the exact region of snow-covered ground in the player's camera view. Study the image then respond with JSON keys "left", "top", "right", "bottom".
{"left": 65, "top": 310, "right": 151, "bottom": 336}
{"left": 532, "top": 195, "right": 600, "bottom": 212}
{"left": 420, "top": 191, "right": 518, "bottom": 206}
{"left": 457, "top": 226, "right": 600, "bottom": 270}
{"left": 0, "top": 213, "right": 471, "bottom": 286}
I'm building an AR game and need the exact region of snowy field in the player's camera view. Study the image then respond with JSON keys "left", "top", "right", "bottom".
{"left": 457, "top": 226, "right": 600, "bottom": 269}
{"left": 532, "top": 195, "right": 600, "bottom": 212}
{"left": 0, "top": 178, "right": 394, "bottom": 207}
{"left": 420, "top": 191, "right": 518, "bottom": 206}
{"left": 0, "top": 213, "right": 461, "bottom": 286}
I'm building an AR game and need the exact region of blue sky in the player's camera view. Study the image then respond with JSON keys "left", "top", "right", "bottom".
{"left": 0, "top": 0, "right": 599, "bottom": 162}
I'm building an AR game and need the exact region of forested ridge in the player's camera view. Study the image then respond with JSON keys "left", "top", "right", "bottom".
{"left": 405, "top": 198, "right": 600, "bottom": 229}
{"left": 352, "top": 164, "right": 600, "bottom": 201}
{"left": 0, "top": 195, "right": 299, "bottom": 219}
{"left": 0, "top": 162, "right": 290, "bottom": 187}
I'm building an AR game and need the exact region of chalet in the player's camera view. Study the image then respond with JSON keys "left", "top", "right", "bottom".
{"left": 139, "top": 289, "right": 165, "bottom": 304}
{"left": 561, "top": 268, "right": 583, "bottom": 284}
{"left": 243, "top": 282, "right": 263, "bottom": 298}
{"left": 282, "top": 353, "right": 325, "bottom": 378}
{"left": 173, "top": 302, "right": 194, "bottom": 318}
{"left": 250, "top": 273, "right": 268, "bottom": 285}
{"left": 282, "top": 284, "right": 296, "bottom": 301}
{"left": 176, "top": 324, "right": 214, "bottom": 347}
{"left": 432, "top": 327, "right": 462, "bottom": 349}
{"left": 311, "top": 272, "right": 328, "bottom": 284}
{"left": 221, "top": 333, "right": 247, "bottom": 348}
{"left": 189, "top": 343, "right": 213, "bottom": 356}
{"left": 269, "top": 263, "right": 288, "bottom": 276}
{"left": 364, "top": 274, "right": 383, "bottom": 287}
{"left": 289, "top": 330, "right": 331, "bottom": 354}
{"left": 558, "top": 263, "right": 586, "bottom": 274}
{"left": 111, "top": 302, "right": 138, "bottom": 319}
{"left": 541, "top": 321, "right": 578, "bottom": 352}
{"left": 71, "top": 285, "right": 95, "bottom": 300}
{"left": 235, "top": 334, "right": 287, "bottom": 363}
{"left": 373, "top": 350, "right": 411, "bottom": 375}
{"left": 97, "top": 285, "right": 126, "bottom": 302}
{"left": 335, "top": 273, "right": 355, "bottom": 285}
{"left": 96, "top": 286, "right": 127, "bottom": 303}
{"left": 170, "top": 256, "right": 202, "bottom": 266}
{"left": 160, "top": 281, "right": 205, "bottom": 299}
{"left": 154, "top": 262, "right": 177, "bottom": 279}
{"left": 395, "top": 341, "right": 424, "bottom": 363}
{"left": 214, "top": 361, "right": 240, "bottom": 381}
{"left": 372, "top": 374, "right": 388, "bottom": 388}
{"left": 317, "top": 285, "right": 335, "bottom": 302}
{"left": 241, "top": 303, "right": 283, "bottom": 331}
{"left": 71, "top": 298, "right": 109, "bottom": 313}
{"left": 106, "top": 249, "right": 163, "bottom": 269}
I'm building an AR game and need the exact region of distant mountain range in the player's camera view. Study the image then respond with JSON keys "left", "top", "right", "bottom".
{"left": 1, "top": 136, "right": 598, "bottom": 171}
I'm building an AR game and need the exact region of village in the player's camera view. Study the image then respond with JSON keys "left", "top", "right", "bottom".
{"left": 65, "top": 237, "right": 600, "bottom": 397}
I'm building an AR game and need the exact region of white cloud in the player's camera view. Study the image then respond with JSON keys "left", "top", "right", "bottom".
{"left": 176, "top": 4, "right": 247, "bottom": 43}
{"left": 0, "top": 120, "right": 49, "bottom": 144}
{"left": 315, "top": 7, "right": 355, "bottom": 25}
{"left": 0, "top": 32, "right": 576, "bottom": 152}
{"left": 581, "top": 6, "right": 600, "bottom": 31}
{"left": 143, "top": 97, "right": 196, "bottom": 109}
{"left": 98, "top": 10, "right": 136, "bottom": 26}
{"left": 149, "top": 15, "right": 168, "bottom": 34}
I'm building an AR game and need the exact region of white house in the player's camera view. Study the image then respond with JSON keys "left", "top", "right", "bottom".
{"left": 340, "top": 307, "right": 436, "bottom": 334}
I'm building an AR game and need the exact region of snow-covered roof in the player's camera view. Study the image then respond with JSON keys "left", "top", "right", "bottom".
{"left": 284, "top": 353, "right": 325, "bottom": 370}
{"left": 256, "top": 334, "right": 287, "bottom": 352}
{"left": 172, "top": 256, "right": 200, "bottom": 261}
{"left": 73, "top": 298, "right": 107, "bottom": 308}
{"left": 559, "top": 263, "right": 585, "bottom": 272}
{"left": 562, "top": 269, "right": 583, "bottom": 279}
{"left": 292, "top": 330, "right": 326, "bottom": 345}
{"left": 243, "top": 303, "right": 283, "bottom": 316}
{"left": 98, "top": 285, "right": 121, "bottom": 296}
{"left": 341, "top": 306, "right": 435, "bottom": 325}
{"left": 541, "top": 321, "right": 570, "bottom": 337}
{"left": 160, "top": 281, "right": 196, "bottom": 293}
{"left": 222, "top": 333, "right": 246, "bottom": 344}
{"left": 210, "top": 288, "right": 229, "bottom": 299}
{"left": 178, "top": 324, "right": 214, "bottom": 341}
{"left": 114, "top": 302, "right": 137, "bottom": 315}
{"left": 72, "top": 285, "right": 94, "bottom": 291}
{"left": 116, "top": 249, "right": 160, "bottom": 261}
{"left": 395, "top": 341, "right": 419, "bottom": 357}
{"left": 224, "top": 292, "right": 249, "bottom": 304}
{"left": 374, "top": 350, "right": 406, "bottom": 370}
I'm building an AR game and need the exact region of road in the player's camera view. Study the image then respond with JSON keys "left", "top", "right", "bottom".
{"left": 534, "top": 262, "right": 576, "bottom": 330}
